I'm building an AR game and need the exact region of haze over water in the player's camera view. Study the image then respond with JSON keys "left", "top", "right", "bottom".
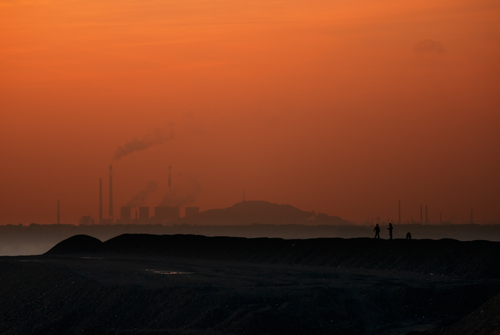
{"left": 1, "top": 0, "right": 499, "bottom": 225}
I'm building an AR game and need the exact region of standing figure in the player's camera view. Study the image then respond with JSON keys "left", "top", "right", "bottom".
{"left": 374, "top": 224, "right": 380, "bottom": 239}
{"left": 388, "top": 222, "right": 393, "bottom": 240}
{"left": 406, "top": 232, "right": 412, "bottom": 239}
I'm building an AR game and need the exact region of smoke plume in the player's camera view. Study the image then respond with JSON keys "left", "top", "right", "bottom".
{"left": 125, "top": 182, "right": 158, "bottom": 207}
{"left": 159, "top": 173, "right": 201, "bottom": 207}
{"left": 114, "top": 125, "right": 174, "bottom": 160}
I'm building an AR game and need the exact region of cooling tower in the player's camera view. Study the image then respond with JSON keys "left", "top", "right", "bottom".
{"left": 139, "top": 207, "right": 150, "bottom": 223}
{"left": 154, "top": 206, "right": 179, "bottom": 223}
{"left": 169, "top": 206, "right": 180, "bottom": 220}
{"left": 155, "top": 206, "right": 169, "bottom": 224}
{"left": 120, "top": 206, "right": 131, "bottom": 224}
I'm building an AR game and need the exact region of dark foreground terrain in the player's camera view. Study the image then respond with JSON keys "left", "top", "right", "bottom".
{"left": 1, "top": 235, "right": 500, "bottom": 335}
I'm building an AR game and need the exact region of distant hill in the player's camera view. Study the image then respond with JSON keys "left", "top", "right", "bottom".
{"left": 172, "top": 200, "right": 350, "bottom": 225}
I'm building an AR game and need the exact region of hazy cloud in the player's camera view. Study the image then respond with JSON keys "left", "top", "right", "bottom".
{"left": 114, "top": 124, "right": 175, "bottom": 160}
{"left": 414, "top": 40, "right": 444, "bottom": 54}
{"left": 125, "top": 182, "right": 158, "bottom": 207}
{"left": 159, "top": 172, "right": 201, "bottom": 207}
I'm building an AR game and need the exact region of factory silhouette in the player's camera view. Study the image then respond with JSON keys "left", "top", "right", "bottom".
{"left": 77, "top": 165, "right": 477, "bottom": 227}
{"left": 79, "top": 164, "right": 199, "bottom": 225}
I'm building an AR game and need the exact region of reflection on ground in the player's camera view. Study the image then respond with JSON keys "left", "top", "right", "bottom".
{"left": 145, "top": 269, "right": 193, "bottom": 275}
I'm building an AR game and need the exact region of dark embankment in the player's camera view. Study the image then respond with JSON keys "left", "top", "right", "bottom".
{"left": 45, "top": 234, "right": 104, "bottom": 254}
{"left": 5, "top": 222, "right": 500, "bottom": 256}
{"left": 47, "top": 234, "right": 500, "bottom": 279}
{"left": 2, "top": 256, "right": 495, "bottom": 335}
{"left": 2, "top": 234, "right": 500, "bottom": 335}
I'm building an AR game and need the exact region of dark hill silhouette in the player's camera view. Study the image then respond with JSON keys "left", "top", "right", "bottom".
{"left": 47, "top": 234, "right": 500, "bottom": 279}
{"left": 46, "top": 234, "right": 103, "bottom": 254}
{"left": 172, "top": 200, "right": 350, "bottom": 225}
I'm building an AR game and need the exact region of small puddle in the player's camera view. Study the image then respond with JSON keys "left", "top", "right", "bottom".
{"left": 145, "top": 269, "right": 193, "bottom": 275}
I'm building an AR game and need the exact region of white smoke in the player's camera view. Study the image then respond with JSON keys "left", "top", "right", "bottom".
{"left": 159, "top": 172, "right": 201, "bottom": 207}
{"left": 114, "top": 125, "right": 174, "bottom": 160}
{"left": 125, "top": 182, "right": 159, "bottom": 207}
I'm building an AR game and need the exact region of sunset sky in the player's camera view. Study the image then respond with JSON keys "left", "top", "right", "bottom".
{"left": 1, "top": 0, "right": 499, "bottom": 225}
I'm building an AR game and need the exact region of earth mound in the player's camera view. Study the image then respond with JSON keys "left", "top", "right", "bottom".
{"left": 48, "top": 234, "right": 500, "bottom": 279}
{"left": 5, "top": 234, "right": 500, "bottom": 334}
{"left": 45, "top": 234, "right": 103, "bottom": 254}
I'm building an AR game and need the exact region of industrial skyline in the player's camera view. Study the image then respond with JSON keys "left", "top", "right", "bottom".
{"left": 19, "top": 163, "right": 496, "bottom": 226}
{"left": 81, "top": 162, "right": 480, "bottom": 226}
{"left": 18, "top": 165, "right": 497, "bottom": 226}
{"left": 85, "top": 164, "right": 200, "bottom": 225}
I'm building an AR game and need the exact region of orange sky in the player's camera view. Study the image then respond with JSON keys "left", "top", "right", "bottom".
{"left": 1, "top": 0, "right": 499, "bottom": 225}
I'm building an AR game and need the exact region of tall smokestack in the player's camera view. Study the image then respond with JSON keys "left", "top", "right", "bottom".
{"left": 168, "top": 166, "right": 171, "bottom": 187}
{"left": 109, "top": 165, "right": 113, "bottom": 222}
{"left": 398, "top": 201, "right": 401, "bottom": 224}
{"left": 57, "top": 199, "right": 60, "bottom": 224}
{"left": 420, "top": 205, "right": 423, "bottom": 224}
{"left": 99, "top": 178, "right": 103, "bottom": 224}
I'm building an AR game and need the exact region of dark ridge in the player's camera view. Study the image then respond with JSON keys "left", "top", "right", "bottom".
{"left": 49, "top": 234, "right": 500, "bottom": 279}
{"left": 45, "top": 234, "right": 103, "bottom": 255}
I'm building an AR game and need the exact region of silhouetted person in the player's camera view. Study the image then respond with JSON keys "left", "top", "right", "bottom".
{"left": 374, "top": 224, "right": 380, "bottom": 239}
{"left": 406, "top": 232, "right": 412, "bottom": 240}
{"left": 387, "top": 222, "right": 393, "bottom": 240}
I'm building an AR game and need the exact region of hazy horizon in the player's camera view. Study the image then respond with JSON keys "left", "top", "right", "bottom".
{"left": 2, "top": 0, "right": 499, "bottom": 226}
{"left": 2, "top": 199, "right": 500, "bottom": 226}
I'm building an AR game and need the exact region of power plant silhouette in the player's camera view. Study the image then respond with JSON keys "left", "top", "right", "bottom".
{"left": 78, "top": 167, "right": 475, "bottom": 226}
{"left": 84, "top": 165, "right": 199, "bottom": 225}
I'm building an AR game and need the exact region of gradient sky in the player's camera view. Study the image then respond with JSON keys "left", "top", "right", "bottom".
{"left": 1, "top": 0, "right": 499, "bottom": 225}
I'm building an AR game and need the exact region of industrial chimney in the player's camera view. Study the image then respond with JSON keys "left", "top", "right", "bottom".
{"left": 99, "top": 178, "right": 103, "bottom": 224}
{"left": 109, "top": 165, "right": 113, "bottom": 223}
{"left": 398, "top": 201, "right": 401, "bottom": 224}
{"left": 168, "top": 165, "right": 171, "bottom": 187}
